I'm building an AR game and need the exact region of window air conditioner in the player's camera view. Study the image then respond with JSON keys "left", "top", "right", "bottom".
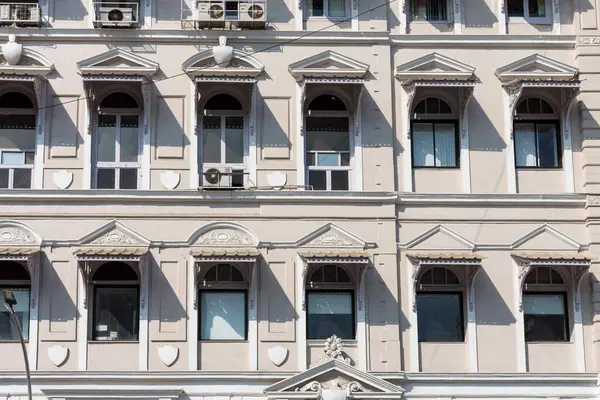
{"left": 202, "top": 166, "right": 233, "bottom": 188}
{"left": 196, "top": 0, "right": 226, "bottom": 22}
{"left": 0, "top": 5, "right": 10, "bottom": 20}
{"left": 99, "top": 6, "right": 134, "bottom": 24}
{"left": 13, "top": 5, "right": 38, "bottom": 22}
{"left": 238, "top": 1, "right": 266, "bottom": 22}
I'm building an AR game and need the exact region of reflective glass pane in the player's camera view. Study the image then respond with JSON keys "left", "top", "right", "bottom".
{"left": 97, "top": 115, "right": 117, "bottom": 162}
{"left": 537, "top": 124, "right": 558, "bottom": 168}
{"left": 307, "top": 292, "right": 353, "bottom": 339}
{"left": 200, "top": 291, "right": 246, "bottom": 340}
{"left": 13, "top": 169, "right": 31, "bottom": 189}
{"left": 317, "top": 153, "right": 340, "bottom": 167}
{"left": 1, "top": 152, "right": 24, "bottom": 165}
{"left": 306, "top": 129, "right": 349, "bottom": 152}
{"left": 309, "top": 170, "right": 326, "bottom": 190}
{"left": 306, "top": 153, "right": 316, "bottom": 166}
{"left": 523, "top": 293, "right": 567, "bottom": 341}
{"left": 24, "top": 152, "right": 34, "bottom": 165}
{"left": 331, "top": 170, "right": 349, "bottom": 190}
{"left": 434, "top": 123, "right": 457, "bottom": 167}
{"left": 412, "top": 123, "right": 434, "bottom": 167}
{"left": 97, "top": 168, "right": 115, "bottom": 189}
{"left": 119, "top": 116, "right": 139, "bottom": 163}
{"left": 416, "top": 293, "right": 463, "bottom": 341}
{"left": 93, "top": 287, "right": 139, "bottom": 341}
{"left": 119, "top": 169, "right": 138, "bottom": 189}
{"left": 0, "top": 169, "right": 8, "bottom": 188}
{"left": 0, "top": 288, "right": 30, "bottom": 340}
{"left": 203, "top": 116, "right": 222, "bottom": 164}
{"left": 225, "top": 117, "right": 244, "bottom": 164}
{"left": 309, "top": 0, "right": 324, "bottom": 16}
{"left": 341, "top": 152, "right": 350, "bottom": 166}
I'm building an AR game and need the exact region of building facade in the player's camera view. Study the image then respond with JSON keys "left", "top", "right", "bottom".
{"left": 0, "top": 0, "right": 599, "bottom": 399}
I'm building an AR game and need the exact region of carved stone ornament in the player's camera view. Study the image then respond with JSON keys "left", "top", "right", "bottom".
{"left": 212, "top": 36, "right": 234, "bottom": 67}
{"left": 48, "top": 345, "right": 69, "bottom": 367}
{"left": 268, "top": 345, "right": 289, "bottom": 366}
{"left": 403, "top": 82, "right": 417, "bottom": 139}
{"left": 2, "top": 34, "right": 22, "bottom": 66}
{"left": 306, "top": 231, "right": 358, "bottom": 247}
{"left": 53, "top": 170, "right": 74, "bottom": 190}
{"left": 579, "top": 36, "right": 600, "bottom": 45}
{"left": 0, "top": 227, "right": 36, "bottom": 245}
{"left": 297, "top": 378, "right": 365, "bottom": 400}
{"left": 160, "top": 171, "right": 180, "bottom": 190}
{"left": 158, "top": 345, "right": 179, "bottom": 367}
{"left": 89, "top": 229, "right": 140, "bottom": 245}
{"left": 317, "top": 335, "right": 352, "bottom": 365}
{"left": 195, "top": 228, "right": 254, "bottom": 246}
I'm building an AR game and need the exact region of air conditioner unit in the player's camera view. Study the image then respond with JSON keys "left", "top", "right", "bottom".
{"left": 238, "top": 1, "right": 266, "bottom": 22}
{"left": 0, "top": 5, "right": 10, "bottom": 20}
{"left": 202, "top": 166, "right": 233, "bottom": 188}
{"left": 13, "top": 5, "right": 38, "bottom": 22}
{"left": 196, "top": 0, "right": 226, "bottom": 22}
{"left": 99, "top": 6, "right": 134, "bottom": 24}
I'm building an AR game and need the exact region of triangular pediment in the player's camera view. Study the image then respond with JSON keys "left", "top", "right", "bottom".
{"left": 288, "top": 51, "right": 369, "bottom": 81}
{"left": 188, "top": 222, "right": 259, "bottom": 247}
{"left": 265, "top": 359, "right": 403, "bottom": 397}
{"left": 296, "top": 223, "right": 367, "bottom": 249}
{"left": 396, "top": 53, "right": 475, "bottom": 81}
{"left": 495, "top": 54, "right": 578, "bottom": 82}
{"left": 77, "top": 48, "right": 159, "bottom": 76}
{"left": 511, "top": 224, "right": 582, "bottom": 251}
{"left": 182, "top": 48, "right": 264, "bottom": 78}
{"left": 405, "top": 225, "right": 475, "bottom": 251}
{"left": 79, "top": 221, "right": 150, "bottom": 247}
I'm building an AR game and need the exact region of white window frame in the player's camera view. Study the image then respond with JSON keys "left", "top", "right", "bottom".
{"left": 304, "top": 0, "right": 351, "bottom": 19}
{"left": 0, "top": 149, "right": 34, "bottom": 189}
{"left": 514, "top": 97, "right": 560, "bottom": 169}
{"left": 200, "top": 109, "right": 249, "bottom": 185}
{"left": 305, "top": 109, "right": 354, "bottom": 191}
{"left": 93, "top": 109, "right": 142, "bottom": 190}
{"left": 506, "top": 0, "right": 552, "bottom": 24}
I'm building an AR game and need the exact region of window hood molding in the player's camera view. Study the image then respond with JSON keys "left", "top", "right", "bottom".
{"left": 495, "top": 53, "right": 579, "bottom": 83}
{"left": 288, "top": 50, "right": 369, "bottom": 81}
{"left": 395, "top": 52, "right": 476, "bottom": 81}
{"left": 77, "top": 48, "right": 159, "bottom": 77}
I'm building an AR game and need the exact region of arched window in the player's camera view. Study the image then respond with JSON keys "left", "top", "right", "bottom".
{"left": 523, "top": 266, "right": 568, "bottom": 342}
{"left": 305, "top": 94, "right": 351, "bottom": 191}
{"left": 199, "top": 264, "right": 247, "bottom": 340}
{"left": 201, "top": 94, "right": 246, "bottom": 188}
{"left": 91, "top": 262, "right": 140, "bottom": 341}
{"left": 514, "top": 97, "right": 560, "bottom": 168}
{"left": 0, "top": 261, "right": 31, "bottom": 340}
{"left": 411, "top": 97, "right": 458, "bottom": 168}
{"left": 95, "top": 92, "right": 140, "bottom": 190}
{"left": 305, "top": 265, "right": 354, "bottom": 339}
{"left": 0, "top": 91, "right": 36, "bottom": 189}
{"left": 416, "top": 267, "right": 464, "bottom": 342}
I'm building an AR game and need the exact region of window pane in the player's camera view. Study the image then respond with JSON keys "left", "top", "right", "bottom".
{"left": 507, "top": 0, "right": 524, "bottom": 16}
{"left": 434, "top": 123, "right": 456, "bottom": 167}
{"left": 119, "top": 116, "right": 139, "bottom": 163}
{"left": 200, "top": 291, "right": 246, "bottom": 340}
{"left": 328, "top": 0, "right": 346, "bottom": 17}
{"left": 537, "top": 124, "right": 558, "bottom": 168}
{"left": 417, "top": 293, "right": 463, "bottom": 341}
{"left": 93, "top": 287, "right": 139, "bottom": 341}
{"left": 341, "top": 152, "right": 350, "bottom": 166}
{"left": 1, "top": 152, "right": 24, "bottom": 165}
{"left": 412, "top": 123, "right": 434, "bottom": 167}
{"left": 225, "top": 117, "right": 244, "bottom": 164}
{"left": 25, "top": 152, "right": 34, "bottom": 165}
{"left": 306, "top": 118, "right": 350, "bottom": 151}
{"left": 317, "top": 153, "right": 340, "bottom": 167}
{"left": 13, "top": 169, "right": 31, "bottom": 189}
{"left": 331, "top": 170, "right": 349, "bottom": 190}
{"left": 119, "top": 168, "right": 137, "bottom": 189}
{"left": 0, "top": 169, "right": 8, "bottom": 188}
{"left": 524, "top": 294, "right": 567, "bottom": 341}
{"left": 97, "top": 115, "right": 117, "bottom": 162}
{"left": 97, "top": 168, "right": 115, "bottom": 189}
{"left": 0, "top": 288, "right": 30, "bottom": 340}
{"left": 307, "top": 292, "right": 354, "bottom": 339}
{"left": 515, "top": 123, "right": 537, "bottom": 167}
{"left": 309, "top": 0, "right": 324, "bottom": 16}
{"left": 309, "top": 170, "right": 327, "bottom": 190}
{"left": 306, "top": 153, "right": 316, "bottom": 166}
{"left": 203, "top": 116, "right": 222, "bottom": 164}
{"left": 528, "top": 0, "right": 545, "bottom": 17}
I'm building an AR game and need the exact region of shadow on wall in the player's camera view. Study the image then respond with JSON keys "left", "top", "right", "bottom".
{"left": 468, "top": 98, "right": 505, "bottom": 152}
{"left": 463, "top": 0, "right": 498, "bottom": 28}
{"left": 152, "top": 85, "right": 191, "bottom": 162}
{"left": 49, "top": 0, "right": 88, "bottom": 24}
{"left": 257, "top": 258, "right": 298, "bottom": 334}
{"left": 475, "top": 268, "right": 515, "bottom": 326}
{"left": 148, "top": 255, "right": 188, "bottom": 328}
{"left": 105, "top": 43, "right": 158, "bottom": 54}
{"left": 39, "top": 253, "right": 80, "bottom": 328}
{"left": 362, "top": 85, "right": 394, "bottom": 150}
{"left": 46, "top": 85, "right": 84, "bottom": 163}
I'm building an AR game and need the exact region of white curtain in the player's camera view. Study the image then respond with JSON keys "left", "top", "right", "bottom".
{"left": 412, "top": 123, "right": 434, "bottom": 167}
{"left": 536, "top": 124, "right": 558, "bottom": 167}
{"left": 328, "top": 0, "right": 346, "bottom": 17}
{"left": 515, "top": 123, "right": 537, "bottom": 167}
{"left": 200, "top": 291, "right": 245, "bottom": 340}
{"left": 434, "top": 123, "right": 456, "bottom": 167}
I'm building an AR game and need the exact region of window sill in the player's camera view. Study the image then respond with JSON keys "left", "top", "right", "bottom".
{"left": 515, "top": 167, "right": 563, "bottom": 170}
{"left": 304, "top": 16, "right": 349, "bottom": 21}
{"left": 413, "top": 166, "right": 461, "bottom": 170}
{"left": 525, "top": 340, "right": 571, "bottom": 344}
{"left": 88, "top": 340, "right": 140, "bottom": 344}
{"left": 199, "top": 340, "right": 249, "bottom": 343}
{"left": 507, "top": 16, "right": 552, "bottom": 25}
{"left": 418, "top": 340, "right": 466, "bottom": 343}
{"left": 0, "top": 340, "right": 29, "bottom": 343}
{"left": 409, "top": 20, "right": 453, "bottom": 24}
{"left": 307, "top": 339, "right": 358, "bottom": 345}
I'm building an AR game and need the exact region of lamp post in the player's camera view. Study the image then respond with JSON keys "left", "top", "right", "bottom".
{"left": 3, "top": 289, "right": 32, "bottom": 400}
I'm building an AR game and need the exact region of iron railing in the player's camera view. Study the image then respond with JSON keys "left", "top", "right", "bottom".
{"left": 93, "top": 2, "right": 139, "bottom": 27}
{"left": 0, "top": 3, "right": 41, "bottom": 25}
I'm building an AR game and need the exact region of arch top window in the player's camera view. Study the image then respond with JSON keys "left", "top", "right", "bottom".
{"left": 0, "top": 260, "right": 31, "bottom": 341}
{"left": 100, "top": 92, "right": 139, "bottom": 109}
{"left": 413, "top": 98, "right": 453, "bottom": 117}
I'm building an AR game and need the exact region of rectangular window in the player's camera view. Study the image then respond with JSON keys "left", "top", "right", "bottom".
{"left": 200, "top": 291, "right": 247, "bottom": 340}
{"left": 92, "top": 286, "right": 139, "bottom": 341}
{"left": 306, "top": 0, "right": 347, "bottom": 17}
{"left": 507, "top": 0, "right": 549, "bottom": 20}
{"left": 412, "top": 122, "right": 458, "bottom": 168}
{"left": 410, "top": 0, "right": 448, "bottom": 21}
{"left": 202, "top": 116, "right": 246, "bottom": 175}
{"left": 514, "top": 122, "right": 560, "bottom": 168}
{"left": 416, "top": 292, "right": 463, "bottom": 342}
{"left": 306, "top": 117, "right": 351, "bottom": 190}
{"left": 95, "top": 114, "right": 140, "bottom": 189}
{"left": 0, "top": 150, "right": 34, "bottom": 189}
{"left": 306, "top": 291, "right": 354, "bottom": 340}
{"left": 0, "top": 288, "right": 30, "bottom": 341}
{"left": 523, "top": 293, "right": 568, "bottom": 342}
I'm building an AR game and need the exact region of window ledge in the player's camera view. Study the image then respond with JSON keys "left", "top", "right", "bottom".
{"left": 307, "top": 339, "right": 358, "bottom": 345}
{"left": 515, "top": 167, "right": 563, "bottom": 171}
{"left": 525, "top": 341, "right": 572, "bottom": 344}
{"left": 418, "top": 340, "right": 466, "bottom": 344}
{"left": 87, "top": 340, "right": 140, "bottom": 344}
{"left": 199, "top": 340, "right": 249, "bottom": 343}
{"left": 413, "top": 166, "right": 461, "bottom": 170}
{"left": 305, "top": 16, "right": 349, "bottom": 20}
{"left": 409, "top": 20, "right": 453, "bottom": 24}
{"left": 0, "top": 340, "right": 29, "bottom": 344}
{"left": 507, "top": 16, "right": 552, "bottom": 25}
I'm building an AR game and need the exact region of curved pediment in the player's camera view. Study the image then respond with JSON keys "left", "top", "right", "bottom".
{"left": 0, "top": 48, "right": 54, "bottom": 76}
{"left": 0, "top": 221, "right": 42, "bottom": 246}
{"left": 188, "top": 222, "right": 259, "bottom": 247}
{"left": 77, "top": 48, "right": 159, "bottom": 76}
{"left": 183, "top": 48, "right": 264, "bottom": 78}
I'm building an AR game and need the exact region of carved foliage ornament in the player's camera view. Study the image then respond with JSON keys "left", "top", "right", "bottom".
{"left": 195, "top": 228, "right": 254, "bottom": 246}
{"left": 299, "top": 379, "right": 365, "bottom": 398}
{"left": 89, "top": 229, "right": 140, "bottom": 245}
{"left": 317, "top": 335, "right": 352, "bottom": 365}
{"left": 306, "top": 231, "right": 358, "bottom": 247}
{"left": 0, "top": 227, "right": 36, "bottom": 244}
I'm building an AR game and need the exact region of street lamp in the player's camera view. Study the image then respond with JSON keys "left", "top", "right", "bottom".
{"left": 3, "top": 289, "right": 32, "bottom": 400}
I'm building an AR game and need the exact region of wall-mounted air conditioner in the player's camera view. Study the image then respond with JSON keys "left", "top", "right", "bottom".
{"left": 196, "top": 0, "right": 226, "bottom": 26}
{"left": 98, "top": 6, "right": 135, "bottom": 26}
{"left": 202, "top": 166, "right": 246, "bottom": 189}
{"left": 238, "top": 1, "right": 266, "bottom": 23}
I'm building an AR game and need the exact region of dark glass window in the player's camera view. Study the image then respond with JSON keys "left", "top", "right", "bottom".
{"left": 205, "top": 94, "right": 243, "bottom": 111}
{"left": 514, "top": 122, "right": 560, "bottom": 168}
{"left": 0, "top": 92, "right": 34, "bottom": 109}
{"left": 523, "top": 293, "right": 568, "bottom": 341}
{"left": 0, "top": 287, "right": 30, "bottom": 340}
{"left": 100, "top": 93, "right": 138, "bottom": 109}
{"left": 308, "top": 95, "right": 347, "bottom": 112}
{"left": 416, "top": 293, "right": 464, "bottom": 341}
{"left": 92, "top": 286, "right": 139, "bottom": 341}
{"left": 306, "top": 291, "right": 354, "bottom": 339}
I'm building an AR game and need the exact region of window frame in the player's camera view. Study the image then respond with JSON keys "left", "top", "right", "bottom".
{"left": 198, "top": 288, "right": 249, "bottom": 341}
{"left": 416, "top": 290, "right": 465, "bottom": 342}
{"left": 0, "top": 149, "right": 35, "bottom": 189}
{"left": 305, "top": 288, "right": 356, "bottom": 340}
{"left": 304, "top": 0, "right": 351, "bottom": 19}
{"left": 506, "top": 0, "right": 552, "bottom": 24}
{"left": 93, "top": 110, "right": 142, "bottom": 190}
{"left": 523, "top": 291, "right": 569, "bottom": 342}
{"left": 409, "top": 0, "right": 453, "bottom": 22}
{"left": 513, "top": 119, "right": 561, "bottom": 169}
{"left": 91, "top": 283, "right": 141, "bottom": 342}
{"left": 410, "top": 119, "right": 460, "bottom": 169}
{"left": 0, "top": 284, "right": 31, "bottom": 341}
{"left": 200, "top": 113, "right": 247, "bottom": 169}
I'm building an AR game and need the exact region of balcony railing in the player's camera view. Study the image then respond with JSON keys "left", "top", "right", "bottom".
{"left": 189, "top": 0, "right": 267, "bottom": 29}
{"left": 0, "top": 3, "right": 41, "bottom": 25}
{"left": 93, "top": 2, "right": 140, "bottom": 28}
